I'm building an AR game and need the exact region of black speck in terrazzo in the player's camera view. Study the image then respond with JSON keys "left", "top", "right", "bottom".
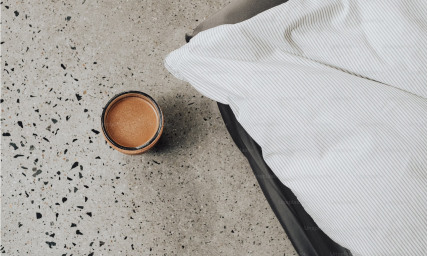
{"left": 71, "top": 223, "right": 77, "bottom": 227}
{"left": 52, "top": 118, "right": 58, "bottom": 124}
{"left": 45, "top": 241, "right": 56, "bottom": 248}
{"left": 84, "top": 196, "right": 88, "bottom": 202}
{"left": 67, "top": 177, "right": 73, "bottom": 181}
{"left": 86, "top": 212, "right": 92, "bottom": 217}
{"left": 100, "top": 241, "right": 105, "bottom": 247}
{"left": 95, "top": 156, "right": 100, "bottom": 159}
{"left": 61, "top": 64, "right": 66, "bottom": 70}
{"left": 3, "top": 132, "right": 11, "bottom": 136}
{"left": 66, "top": 16, "right": 71, "bottom": 21}
{"left": 46, "top": 125, "right": 51, "bottom": 132}
{"left": 91, "top": 129, "right": 100, "bottom": 134}
{"left": 74, "top": 187, "right": 78, "bottom": 192}
{"left": 79, "top": 172, "right": 83, "bottom": 178}
{"left": 36, "top": 212, "right": 42, "bottom": 219}
{"left": 18, "top": 222, "right": 23, "bottom": 228}
{"left": 66, "top": 115, "right": 71, "bottom": 121}
{"left": 76, "top": 94, "right": 82, "bottom": 101}
{"left": 9, "top": 143, "right": 18, "bottom": 150}
{"left": 84, "top": 109, "right": 88, "bottom": 112}
{"left": 62, "top": 197, "right": 67, "bottom": 203}
{"left": 17, "top": 121, "right": 23, "bottom": 128}
{"left": 14, "top": 154, "right": 24, "bottom": 158}
{"left": 71, "top": 162, "right": 79, "bottom": 169}
{"left": 152, "top": 160, "right": 160, "bottom": 165}
{"left": 76, "top": 230, "right": 83, "bottom": 235}
{"left": 29, "top": 145, "right": 35, "bottom": 151}
{"left": 32, "top": 169, "right": 42, "bottom": 177}
{"left": 43, "top": 137, "right": 50, "bottom": 142}
{"left": 88, "top": 252, "right": 94, "bottom": 256}
{"left": 14, "top": 10, "right": 19, "bottom": 16}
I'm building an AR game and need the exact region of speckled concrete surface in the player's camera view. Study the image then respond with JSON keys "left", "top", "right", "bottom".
{"left": 1, "top": 1, "right": 297, "bottom": 255}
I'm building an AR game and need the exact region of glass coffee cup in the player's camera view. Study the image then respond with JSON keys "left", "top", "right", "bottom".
{"left": 101, "top": 91, "right": 163, "bottom": 155}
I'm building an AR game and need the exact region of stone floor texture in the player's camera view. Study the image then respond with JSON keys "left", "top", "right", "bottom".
{"left": 1, "top": 1, "right": 296, "bottom": 255}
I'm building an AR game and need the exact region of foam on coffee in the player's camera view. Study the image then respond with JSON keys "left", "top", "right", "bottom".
{"left": 104, "top": 96, "right": 159, "bottom": 148}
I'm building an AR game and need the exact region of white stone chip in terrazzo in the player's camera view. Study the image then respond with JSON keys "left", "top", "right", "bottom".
{"left": 1, "top": 0, "right": 297, "bottom": 255}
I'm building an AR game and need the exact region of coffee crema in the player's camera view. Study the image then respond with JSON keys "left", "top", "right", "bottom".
{"left": 101, "top": 91, "right": 163, "bottom": 155}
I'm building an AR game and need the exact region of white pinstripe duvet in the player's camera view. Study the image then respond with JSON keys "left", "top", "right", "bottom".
{"left": 164, "top": 0, "right": 427, "bottom": 254}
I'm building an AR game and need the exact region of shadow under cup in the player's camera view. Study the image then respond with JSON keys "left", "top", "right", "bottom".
{"left": 101, "top": 91, "right": 163, "bottom": 155}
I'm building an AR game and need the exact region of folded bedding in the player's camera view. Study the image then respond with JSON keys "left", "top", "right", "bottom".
{"left": 164, "top": 0, "right": 427, "bottom": 254}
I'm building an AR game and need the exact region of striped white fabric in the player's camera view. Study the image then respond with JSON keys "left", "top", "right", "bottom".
{"left": 164, "top": 0, "right": 426, "bottom": 255}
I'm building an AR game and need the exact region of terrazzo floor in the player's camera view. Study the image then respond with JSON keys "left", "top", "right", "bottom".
{"left": 1, "top": 0, "right": 297, "bottom": 255}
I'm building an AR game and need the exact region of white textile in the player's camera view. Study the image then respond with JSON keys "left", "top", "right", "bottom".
{"left": 165, "top": 0, "right": 427, "bottom": 254}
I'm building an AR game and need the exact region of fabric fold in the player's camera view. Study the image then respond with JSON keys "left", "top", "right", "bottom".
{"left": 164, "top": 0, "right": 427, "bottom": 255}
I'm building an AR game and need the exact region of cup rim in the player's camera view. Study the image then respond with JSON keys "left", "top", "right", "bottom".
{"left": 101, "top": 90, "right": 163, "bottom": 151}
